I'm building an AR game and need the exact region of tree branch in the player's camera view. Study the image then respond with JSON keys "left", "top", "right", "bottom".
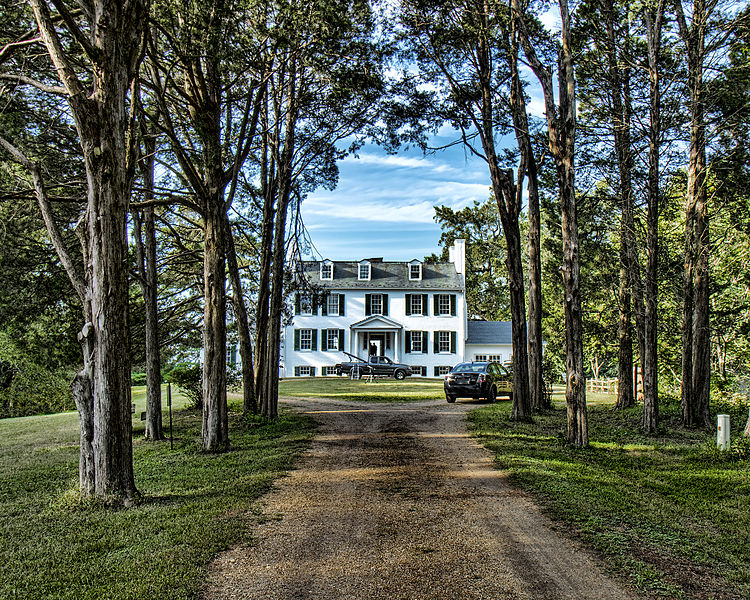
{"left": 0, "top": 135, "right": 87, "bottom": 304}
{"left": 0, "top": 73, "right": 67, "bottom": 95}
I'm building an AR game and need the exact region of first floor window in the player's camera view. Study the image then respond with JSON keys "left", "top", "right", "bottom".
{"left": 407, "top": 330, "right": 426, "bottom": 354}
{"left": 433, "top": 330, "right": 456, "bottom": 354}
{"left": 438, "top": 331, "right": 451, "bottom": 353}
{"left": 411, "top": 365, "right": 427, "bottom": 376}
{"left": 294, "top": 328, "right": 317, "bottom": 352}
{"left": 327, "top": 329, "right": 339, "bottom": 351}
{"left": 295, "top": 365, "right": 315, "bottom": 376}
{"left": 434, "top": 366, "right": 451, "bottom": 376}
{"left": 322, "top": 366, "right": 337, "bottom": 376}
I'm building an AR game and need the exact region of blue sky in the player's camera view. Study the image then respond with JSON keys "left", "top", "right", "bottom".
{"left": 300, "top": 138, "right": 493, "bottom": 262}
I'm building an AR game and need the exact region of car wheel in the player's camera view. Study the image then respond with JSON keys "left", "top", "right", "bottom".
{"left": 487, "top": 386, "right": 497, "bottom": 403}
{"left": 446, "top": 394, "right": 456, "bottom": 403}
{"left": 394, "top": 369, "right": 406, "bottom": 381}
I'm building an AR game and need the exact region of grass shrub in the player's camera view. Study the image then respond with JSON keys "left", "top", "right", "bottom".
{"left": 0, "top": 391, "right": 314, "bottom": 600}
{"left": 468, "top": 394, "right": 750, "bottom": 599}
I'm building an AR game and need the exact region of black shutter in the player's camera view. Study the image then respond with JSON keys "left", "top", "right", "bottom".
{"left": 365, "top": 294, "right": 371, "bottom": 316}
{"left": 294, "top": 329, "right": 300, "bottom": 351}
{"left": 450, "top": 295, "right": 457, "bottom": 316}
{"left": 295, "top": 294, "right": 301, "bottom": 315}
{"left": 312, "top": 294, "right": 319, "bottom": 315}
{"left": 310, "top": 367, "right": 316, "bottom": 377}
{"left": 450, "top": 331, "right": 457, "bottom": 353}
{"left": 422, "top": 331, "right": 428, "bottom": 353}
{"left": 434, "top": 366, "right": 440, "bottom": 377}
{"left": 405, "top": 294, "right": 412, "bottom": 316}
{"left": 338, "top": 329, "right": 344, "bottom": 351}
{"left": 295, "top": 366, "right": 300, "bottom": 376}
{"left": 405, "top": 331, "right": 412, "bottom": 353}
{"left": 422, "top": 294, "right": 428, "bottom": 315}
{"left": 321, "top": 295, "right": 328, "bottom": 316}
{"left": 434, "top": 333, "right": 439, "bottom": 354}
{"left": 311, "top": 329, "right": 317, "bottom": 351}
{"left": 434, "top": 294, "right": 440, "bottom": 315}
{"left": 322, "top": 329, "right": 329, "bottom": 351}
{"left": 339, "top": 294, "right": 345, "bottom": 316}
{"left": 382, "top": 294, "right": 389, "bottom": 316}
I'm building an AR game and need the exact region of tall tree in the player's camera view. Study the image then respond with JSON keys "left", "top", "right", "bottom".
{"left": 0, "top": 0, "right": 149, "bottom": 503}
{"left": 144, "top": 0, "right": 266, "bottom": 448}
{"left": 400, "top": 0, "right": 533, "bottom": 421}
{"left": 513, "top": 0, "right": 588, "bottom": 444}
{"left": 675, "top": 0, "right": 716, "bottom": 429}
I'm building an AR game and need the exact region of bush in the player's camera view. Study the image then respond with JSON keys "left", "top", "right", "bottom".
{"left": 130, "top": 371, "right": 147, "bottom": 386}
{"left": 0, "top": 333, "right": 74, "bottom": 418}
{"left": 165, "top": 364, "right": 202, "bottom": 409}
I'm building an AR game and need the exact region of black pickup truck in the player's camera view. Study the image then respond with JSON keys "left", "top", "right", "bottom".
{"left": 334, "top": 352, "right": 412, "bottom": 380}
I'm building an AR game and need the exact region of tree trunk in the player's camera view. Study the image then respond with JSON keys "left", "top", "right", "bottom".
{"left": 225, "top": 215, "right": 257, "bottom": 417}
{"left": 643, "top": 1, "right": 665, "bottom": 433}
{"left": 508, "top": 19, "right": 545, "bottom": 411}
{"left": 602, "top": 0, "right": 635, "bottom": 410}
{"left": 560, "top": 155, "right": 588, "bottom": 446}
{"left": 137, "top": 132, "right": 163, "bottom": 440}
{"left": 72, "top": 322, "right": 95, "bottom": 494}
{"left": 744, "top": 408, "right": 750, "bottom": 437}
{"left": 201, "top": 196, "right": 229, "bottom": 451}
{"left": 677, "top": 0, "right": 712, "bottom": 429}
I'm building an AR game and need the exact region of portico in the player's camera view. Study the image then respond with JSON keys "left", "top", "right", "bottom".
{"left": 350, "top": 315, "right": 403, "bottom": 362}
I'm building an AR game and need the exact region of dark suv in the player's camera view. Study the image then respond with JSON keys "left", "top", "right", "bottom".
{"left": 444, "top": 361, "right": 513, "bottom": 403}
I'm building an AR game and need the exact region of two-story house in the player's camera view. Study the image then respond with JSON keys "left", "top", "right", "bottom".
{"left": 282, "top": 239, "right": 513, "bottom": 377}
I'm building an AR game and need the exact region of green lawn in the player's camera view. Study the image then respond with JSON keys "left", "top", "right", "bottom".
{"left": 278, "top": 375, "right": 447, "bottom": 402}
{"left": 0, "top": 385, "right": 314, "bottom": 600}
{"left": 468, "top": 394, "right": 750, "bottom": 599}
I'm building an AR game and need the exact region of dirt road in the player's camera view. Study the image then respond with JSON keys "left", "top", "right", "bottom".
{"left": 204, "top": 398, "right": 635, "bottom": 600}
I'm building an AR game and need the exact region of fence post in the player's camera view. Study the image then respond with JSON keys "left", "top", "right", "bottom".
{"left": 717, "top": 414, "right": 730, "bottom": 451}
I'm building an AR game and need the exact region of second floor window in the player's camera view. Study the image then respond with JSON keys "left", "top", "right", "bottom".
{"left": 438, "top": 295, "right": 451, "bottom": 315}
{"left": 365, "top": 293, "right": 388, "bottom": 316}
{"left": 411, "top": 294, "right": 423, "bottom": 315}
{"left": 300, "top": 295, "right": 313, "bottom": 315}
{"left": 299, "top": 329, "right": 312, "bottom": 350}
{"left": 327, "top": 294, "right": 340, "bottom": 316}
{"left": 438, "top": 331, "right": 451, "bottom": 352}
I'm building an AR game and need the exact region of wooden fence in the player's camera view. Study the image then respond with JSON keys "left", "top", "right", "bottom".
{"left": 587, "top": 378, "right": 619, "bottom": 395}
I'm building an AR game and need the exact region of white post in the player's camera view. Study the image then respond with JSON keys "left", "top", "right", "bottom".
{"left": 717, "top": 414, "right": 730, "bottom": 451}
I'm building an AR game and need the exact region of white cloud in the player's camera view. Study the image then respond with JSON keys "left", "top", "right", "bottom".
{"left": 348, "top": 152, "right": 451, "bottom": 173}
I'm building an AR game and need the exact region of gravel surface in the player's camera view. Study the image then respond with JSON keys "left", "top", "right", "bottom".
{"left": 203, "top": 397, "right": 636, "bottom": 600}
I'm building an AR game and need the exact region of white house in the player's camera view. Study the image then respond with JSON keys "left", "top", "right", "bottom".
{"left": 282, "top": 240, "right": 513, "bottom": 378}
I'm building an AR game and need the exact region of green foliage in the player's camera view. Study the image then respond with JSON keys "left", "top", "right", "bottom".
{"left": 0, "top": 400, "right": 314, "bottom": 599}
{"left": 468, "top": 397, "right": 750, "bottom": 599}
{"left": 431, "top": 199, "right": 510, "bottom": 321}
{"left": 130, "top": 371, "right": 148, "bottom": 386}
{"left": 0, "top": 332, "right": 73, "bottom": 418}
{"left": 165, "top": 364, "right": 202, "bottom": 409}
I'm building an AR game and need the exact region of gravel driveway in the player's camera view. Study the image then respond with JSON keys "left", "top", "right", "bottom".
{"left": 204, "top": 397, "right": 635, "bottom": 600}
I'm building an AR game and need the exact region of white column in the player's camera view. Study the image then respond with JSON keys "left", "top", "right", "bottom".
{"left": 717, "top": 414, "right": 730, "bottom": 451}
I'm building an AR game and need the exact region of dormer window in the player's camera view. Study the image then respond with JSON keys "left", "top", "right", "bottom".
{"left": 320, "top": 261, "right": 333, "bottom": 281}
{"left": 409, "top": 261, "right": 422, "bottom": 281}
{"left": 358, "top": 261, "right": 371, "bottom": 281}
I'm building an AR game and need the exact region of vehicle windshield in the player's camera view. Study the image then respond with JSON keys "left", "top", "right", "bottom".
{"left": 451, "top": 362, "right": 487, "bottom": 373}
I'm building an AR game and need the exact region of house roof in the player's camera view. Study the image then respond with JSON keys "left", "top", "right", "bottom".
{"left": 302, "top": 261, "right": 463, "bottom": 290}
{"left": 466, "top": 321, "right": 513, "bottom": 345}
